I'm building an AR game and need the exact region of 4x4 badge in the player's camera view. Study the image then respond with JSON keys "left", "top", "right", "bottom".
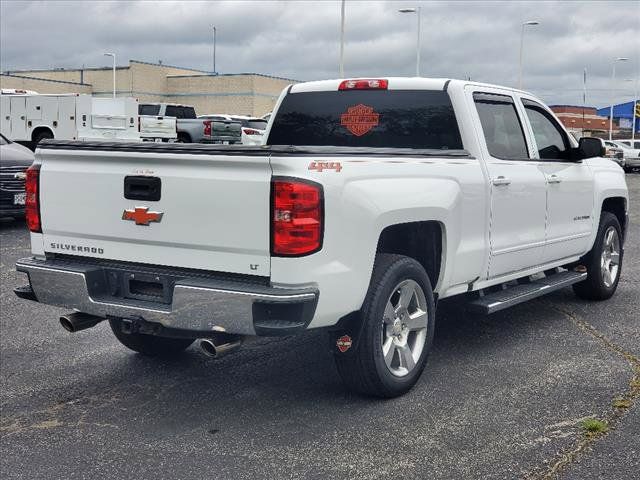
{"left": 122, "top": 206, "right": 163, "bottom": 226}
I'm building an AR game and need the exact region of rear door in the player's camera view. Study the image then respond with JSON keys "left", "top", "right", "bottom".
{"left": 519, "top": 98, "right": 594, "bottom": 261}
{"left": 56, "top": 96, "right": 77, "bottom": 140}
{"left": 469, "top": 90, "right": 548, "bottom": 279}
{"left": 39, "top": 146, "right": 272, "bottom": 276}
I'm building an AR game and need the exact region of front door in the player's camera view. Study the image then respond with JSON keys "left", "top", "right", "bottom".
{"left": 520, "top": 98, "right": 594, "bottom": 262}
{"left": 470, "top": 90, "right": 548, "bottom": 279}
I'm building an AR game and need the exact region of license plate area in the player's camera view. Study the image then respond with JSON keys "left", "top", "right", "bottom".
{"left": 14, "top": 193, "right": 26, "bottom": 205}
{"left": 122, "top": 272, "right": 172, "bottom": 304}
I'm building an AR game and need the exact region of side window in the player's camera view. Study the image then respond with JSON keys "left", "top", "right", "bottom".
{"left": 182, "top": 107, "right": 196, "bottom": 119}
{"left": 522, "top": 99, "right": 570, "bottom": 160}
{"left": 164, "top": 105, "right": 180, "bottom": 118}
{"left": 473, "top": 93, "right": 529, "bottom": 159}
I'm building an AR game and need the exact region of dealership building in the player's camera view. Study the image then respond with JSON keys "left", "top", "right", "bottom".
{"left": 596, "top": 100, "right": 640, "bottom": 134}
{"left": 0, "top": 59, "right": 297, "bottom": 117}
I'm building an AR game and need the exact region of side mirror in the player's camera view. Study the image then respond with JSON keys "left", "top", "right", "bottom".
{"left": 577, "top": 137, "right": 606, "bottom": 159}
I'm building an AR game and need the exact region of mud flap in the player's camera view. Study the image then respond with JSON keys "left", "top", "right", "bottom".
{"left": 328, "top": 311, "right": 365, "bottom": 356}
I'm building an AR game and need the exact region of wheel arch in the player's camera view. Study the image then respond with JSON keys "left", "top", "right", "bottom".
{"left": 31, "top": 126, "right": 54, "bottom": 142}
{"left": 375, "top": 220, "right": 445, "bottom": 292}
{"left": 601, "top": 196, "right": 627, "bottom": 240}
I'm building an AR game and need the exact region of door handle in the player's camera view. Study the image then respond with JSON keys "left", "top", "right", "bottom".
{"left": 547, "top": 174, "right": 562, "bottom": 184}
{"left": 492, "top": 176, "right": 511, "bottom": 186}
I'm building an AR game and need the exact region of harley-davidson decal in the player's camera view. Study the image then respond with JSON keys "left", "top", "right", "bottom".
{"left": 340, "top": 104, "right": 379, "bottom": 137}
{"left": 336, "top": 335, "right": 353, "bottom": 353}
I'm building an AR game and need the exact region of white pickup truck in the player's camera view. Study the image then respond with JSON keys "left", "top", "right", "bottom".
{"left": 15, "top": 78, "right": 628, "bottom": 398}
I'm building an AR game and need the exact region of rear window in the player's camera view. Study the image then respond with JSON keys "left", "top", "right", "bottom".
{"left": 139, "top": 104, "right": 160, "bottom": 116}
{"left": 267, "top": 90, "right": 462, "bottom": 149}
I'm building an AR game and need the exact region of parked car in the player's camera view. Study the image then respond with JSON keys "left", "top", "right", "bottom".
{"left": 606, "top": 140, "right": 640, "bottom": 171}
{"left": 14, "top": 77, "right": 627, "bottom": 398}
{"left": 0, "top": 133, "right": 34, "bottom": 218}
{"left": 200, "top": 114, "right": 267, "bottom": 145}
{"left": 617, "top": 139, "right": 640, "bottom": 149}
{"left": 138, "top": 104, "right": 177, "bottom": 142}
{"left": 195, "top": 114, "right": 243, "bottom": 145}
{"left": 603, "top": 140, "right": 626, "bottom": 168}
{"left": 1, "top": 93, "right": 140, "bottom": 148}
{"left": 138, "top": 103, "right": 214, "bottom": 144}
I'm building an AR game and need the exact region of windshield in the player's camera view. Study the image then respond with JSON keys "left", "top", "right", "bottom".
{"left": 268, "top": 89, "right": 462, "bottom": 149}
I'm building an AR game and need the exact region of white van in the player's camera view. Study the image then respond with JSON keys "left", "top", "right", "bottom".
{"left": 0, "top": 93, "right": 140, "bottom": 145}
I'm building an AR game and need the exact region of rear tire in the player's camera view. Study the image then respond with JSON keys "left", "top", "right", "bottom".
{"left": 334, "top": 254, "right": 435, "bottom": 398}
{"left": 109, "top": 318, "right": 195, "bottom": 357}
{"left": 573, "top": 211, "right": 623, "bottom": 301}
{"left": 176, "top": 133, "right": 191, "bottom": 143}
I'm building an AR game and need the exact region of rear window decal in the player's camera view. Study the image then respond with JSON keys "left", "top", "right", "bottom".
{"left": 340, "top": 104, "right": 380, "bottom": 137}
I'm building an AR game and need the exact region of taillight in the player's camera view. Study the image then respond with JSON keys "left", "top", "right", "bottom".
{"left": 137, "top": 117, "right": 140, "bottom": 132}
{"left": 25, "top": 164, "right": 41, "bottom": 233}
{"left": 272, "top": 178, "right": 323, "bottom": 256}
{"left": 203, "top": 120, "right": 212, "bottom": 136}
{"left": 338, "top": 79, "right": 388, "bottom": 90}
{"left": 243, "top": 128, "right": 261, "bottom": 136}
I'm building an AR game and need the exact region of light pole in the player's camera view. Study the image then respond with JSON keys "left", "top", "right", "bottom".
{"left": 624, "top": 77, "right": 639, "bottom": 143}
{"left": 339, "top": 0, "right": 345, "bottom": 77}
{"left": 518, "top": 20, "right": 539, "bottom": 90}
{"left": 212, "top": 26, "right": 217, "bottom": 74}
{"left": 103, "top": 53, "right": 116, "bottom": 98}
{"left": 609, "top": 57, "right": 629, "bottom": 141}
{"left": 398, "top": 7, "right": 421, "bottom": 77}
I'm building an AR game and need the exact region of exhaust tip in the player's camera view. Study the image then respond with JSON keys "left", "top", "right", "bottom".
{"left": 60, "top": 316, "right": 75, "bottom": 333}
{"left": 200, "top": 339, "right": 218, "bottom": 358}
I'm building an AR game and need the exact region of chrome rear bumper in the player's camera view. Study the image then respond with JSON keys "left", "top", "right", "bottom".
{"left": 16, "top": 257, "right": 318, "bottom": 336}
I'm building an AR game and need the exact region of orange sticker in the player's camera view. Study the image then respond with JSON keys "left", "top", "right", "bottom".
{"left": 340, "top": 104, "right": 379, "bottom": 137}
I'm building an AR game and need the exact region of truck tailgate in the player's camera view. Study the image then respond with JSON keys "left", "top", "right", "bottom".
{"left": 37, "top": 143, "right": 271, "bottom": 277}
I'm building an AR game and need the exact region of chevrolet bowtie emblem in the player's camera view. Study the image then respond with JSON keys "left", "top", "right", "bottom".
{"left": 122, "top": 206, "right": 163, "bottom": 225}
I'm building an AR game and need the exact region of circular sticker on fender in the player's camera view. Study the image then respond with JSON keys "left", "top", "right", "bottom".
{"left": 340, "top": 104, "right": 379, "bottom": 137}
{"left": 336, "top": 335, "right": 353, "bottom": 353}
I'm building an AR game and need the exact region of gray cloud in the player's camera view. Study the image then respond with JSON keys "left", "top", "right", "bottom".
{"left": 1, "top": 0, "right": 638, "bottom": 107}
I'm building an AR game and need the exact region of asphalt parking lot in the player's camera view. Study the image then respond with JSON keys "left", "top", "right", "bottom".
{"left": 1, "top": 175, "right": 638, "bottom": 480}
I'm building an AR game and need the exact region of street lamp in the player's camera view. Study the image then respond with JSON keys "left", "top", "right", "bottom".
{"left": 398, "top": 7, "right": 421, "bottom": 77}
{"left": 212, "top": 26, "right": 217, "bottom": 74}
{"left": 624, "top": 77, "right": 639, "bottom": 143}
{"left": 518, "top": 20, "right": 539, "bottom": 90}
{"left": 609, "top": 57, "right": 629, "bottom": 140}
{"left": 339, "top": 0, "right": 345, "bottom": 77}
{"left": 103, "top": 53, "right": 116, "bottom": 98}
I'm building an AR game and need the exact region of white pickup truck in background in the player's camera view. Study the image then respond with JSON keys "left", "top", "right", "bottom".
{"left": 15, "top": 77, "right": 628, "bottom": 397}
{"left": 1, "top": 93, "right": 140, "bottom": 147}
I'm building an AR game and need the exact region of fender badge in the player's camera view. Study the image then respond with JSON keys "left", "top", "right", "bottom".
{"left": 336, "top": 335, "right": 353, "bottom": 353}
{"left": 122, "top": 206, "right": 163, "bottom": 226}
{"left": 309, "top": 161, "right": 342, "bottom": 173}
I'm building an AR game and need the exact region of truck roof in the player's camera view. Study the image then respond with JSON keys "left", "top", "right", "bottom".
{"left": 289, "top": 77, "right": 528, "bottom": 95}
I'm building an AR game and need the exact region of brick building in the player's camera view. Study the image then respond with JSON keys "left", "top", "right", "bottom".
{"left": 550, "top": 105, "right": 609, "bottom": 136}
{"left": 0, "top": 60, "right": 297, "bottom": 117}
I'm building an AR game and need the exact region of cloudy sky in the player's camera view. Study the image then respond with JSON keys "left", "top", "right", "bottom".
{"left": 1, "top": 0, "right": 638, "bottom": 107}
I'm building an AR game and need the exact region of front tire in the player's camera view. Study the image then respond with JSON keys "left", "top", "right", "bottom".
{"left": 334, "top": 254, "right": 436, "bottom": 398}
{"left": 573, "top": 212, "right": 623, "bottom": 301}
{"left": 109, "top": 318, "right": 195, "bottom": 357}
